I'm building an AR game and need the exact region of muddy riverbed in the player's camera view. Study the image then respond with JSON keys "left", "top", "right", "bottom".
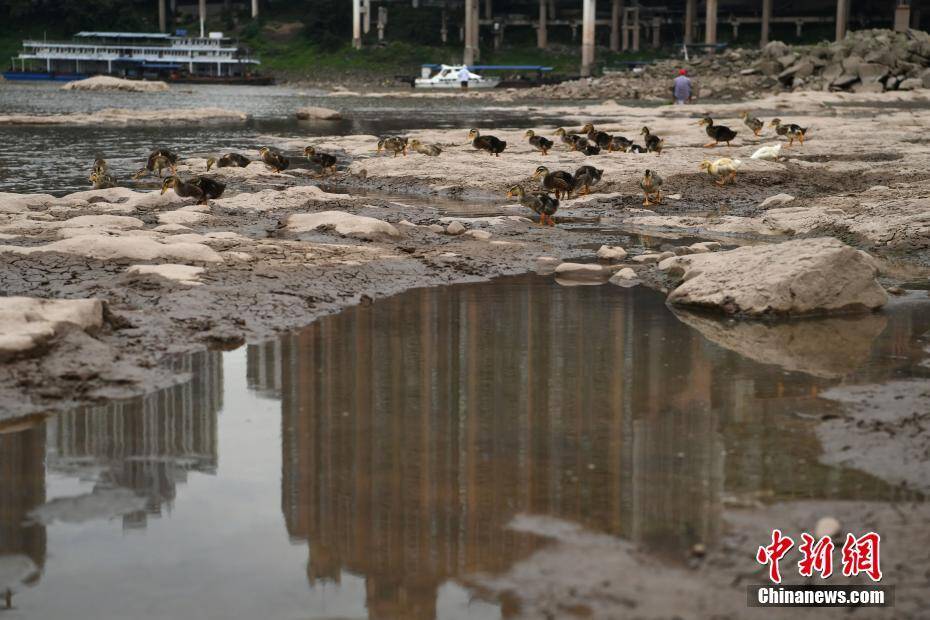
{"left": 1, "top": 83, "right": 929, "bottom": 618}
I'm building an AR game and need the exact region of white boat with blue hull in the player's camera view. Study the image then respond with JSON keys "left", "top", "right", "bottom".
{"left": 414, "top": 64, "right": 500, "bottom": 89}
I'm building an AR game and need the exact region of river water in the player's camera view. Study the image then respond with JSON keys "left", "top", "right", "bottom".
{"left": 2, "top": 275, "right": 929, "bottom": 619}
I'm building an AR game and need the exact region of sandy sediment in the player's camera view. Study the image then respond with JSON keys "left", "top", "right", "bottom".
{"left": 61, "top": 76, "right": 170, "bottom": 92}
{"left": 0, "top": 107, "right": 249, "bottom": 125}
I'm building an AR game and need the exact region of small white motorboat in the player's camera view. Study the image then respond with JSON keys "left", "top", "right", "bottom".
{"left": 414, "top": 64, "right": 500, "bottom": 89}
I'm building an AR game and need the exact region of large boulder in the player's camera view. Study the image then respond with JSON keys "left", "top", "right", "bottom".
{"left": 662, "top": 238, "right": 888, "bottom": 317}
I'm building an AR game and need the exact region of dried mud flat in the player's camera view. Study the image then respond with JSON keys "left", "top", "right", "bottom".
{"left": 2, "top": 89, "right": 930, "bottom": 618}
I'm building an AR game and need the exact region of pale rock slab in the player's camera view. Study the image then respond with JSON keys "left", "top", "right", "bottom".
{"left": 664, "top": 238, "right": 887, "bottom": 317}
{"left": 0, "top": 297, "right": 104, "bottom": 361}
{"left": 286, "top": 211, "right": 401, "bottom": 241}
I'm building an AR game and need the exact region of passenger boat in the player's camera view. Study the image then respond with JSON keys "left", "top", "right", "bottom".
{"left": 3, "top": 30, "right": 266, "bottom": 84}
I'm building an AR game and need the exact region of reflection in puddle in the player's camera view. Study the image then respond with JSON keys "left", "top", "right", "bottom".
{"left": 1, "top": 276, "right": 928, "bottom": 618}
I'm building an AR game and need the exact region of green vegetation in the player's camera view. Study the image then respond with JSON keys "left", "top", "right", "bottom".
{"left": 0, "top": 0, "right": 833, "bottom": 83}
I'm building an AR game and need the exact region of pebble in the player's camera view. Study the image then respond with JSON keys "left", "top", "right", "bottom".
{"left": 446, "top": 221, "right": 466, "bottom": 235}
{"left": 632, "top": 253, "right": 662, "bottom": 264}
{"left": 464, "top": 229, "right": 492, "bottom": 240}
{"left": 609, "top": 268, "right": 640, "bottom": 288}
{"left": 815, "top": 516, "right": 841, "bottom": 540}
{"left": 596, "top": 245, "right": 628, "bottom": 261}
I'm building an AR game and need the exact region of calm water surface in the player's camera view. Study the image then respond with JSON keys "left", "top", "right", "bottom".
{"left": 2, "top": 276, "right": 929, "bottom": 619}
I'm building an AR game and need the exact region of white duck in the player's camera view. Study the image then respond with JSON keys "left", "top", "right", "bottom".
{"left": 750, "top": 144, "right": 782, "bottom": 161}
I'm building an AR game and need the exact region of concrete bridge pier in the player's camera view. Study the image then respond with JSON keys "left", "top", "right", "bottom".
{"left": 835, "top": 0, "right": 848, "bottom": 39}
{"left": 761, "top": 0, "right": 772, "bottom": 45}
{"left": 684, "top": 0, "right": 695, "bottom": 44}
{"left": 158, "top": 0, "right": 167, "bottom": 32}
{"left": 199, "top": 0, "right": 206, "bottom": 37}
{"left": 610, "top": 0, "right": 623, "bottom": 51}
{"left": 252, "top": 0, "right": 259, "bottom": 18}
{"left": 353, "top": 0, "right": 362, "bottom": 49}
{"left": 581, "top": 0, "right": 596, "bottom": 77}
{"left": 705, "top": 0, "right": 718, "bottom": 46}
{"left": 464, "top": 0, "right": 476, "bottom": 64}
{"left": 537, "top": 0, "right": 548, "bottom": 48}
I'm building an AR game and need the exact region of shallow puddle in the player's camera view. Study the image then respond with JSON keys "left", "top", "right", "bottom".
{"left": 2, "top": 275, "right": 928, "bottom": 619}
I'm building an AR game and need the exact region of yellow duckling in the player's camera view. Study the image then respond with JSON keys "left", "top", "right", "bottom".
{"left": 700, "top": 158, "right": 742, "bottom": 186}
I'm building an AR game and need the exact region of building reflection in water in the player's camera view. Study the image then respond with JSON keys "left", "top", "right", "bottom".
{"left": 43, "top": 351, "right": 224, "bottom": 529}
{"left": 247, "top": 276, "right": 924, "bottom": 619}
{"left": 0, "top": 421, "right": 46, "bottom": 604}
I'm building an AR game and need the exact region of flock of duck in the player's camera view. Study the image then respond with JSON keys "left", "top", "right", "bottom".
{"left": 85, "top": 111, "right": 808, "bottom": 226}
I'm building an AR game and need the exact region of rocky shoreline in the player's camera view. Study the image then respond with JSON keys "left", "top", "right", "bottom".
{"left": 500, "top": 28, "right": 930, "bottom": 102}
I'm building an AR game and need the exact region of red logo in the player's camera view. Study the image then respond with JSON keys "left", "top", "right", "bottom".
{"left": 841, "top": 532, "right": 882, "bottom": 582}
{"left": 757, "top": 530, "right": 882, "bottom": 583}
{"left": 798, "top": 533, "right": 834, "bottom": 579}
{"left": 756, "top": 529, "right": 794, "bottom": 584}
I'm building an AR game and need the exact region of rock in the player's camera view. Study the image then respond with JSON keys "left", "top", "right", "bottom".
{"left": 841, "top": 54, "right": 863, "bottom": 73}
{"left": 61, "top": 76, "right": 169, "bottom": 92}
{"left": 596, "top": 245, "right": 628, "bottom": 261}
{"left": 815, "top": 517, "right": 842, "bottom": 540}
{"left": 295, "top": 106, "right": 342, "bottom": 120}
{"left": 286, "top": 211, "right": 401, "bottom": 241}
{"left": 126, "top": 264, "right": 205, "bottom": 286}
{"left": 553, "top": 262, "right": 609, "bottom": 281}
{"left": 760, "top": 193, "right": 796, "bottom": 208}
{"left": 690, "top": 241, "right": 722, "bottom": 252}
{"left": 763, "top": 41, "right": 789, "bottom": 59}
{"left": 446, "top": 221, "right": 466, "bottom": 236}
{"left": 920, "top": 67, "right": 930, "bottom": 88}
{"left": 777, "top": 53, "right": 799, "bottom": 68}
{"left": 832, "top": 73, "right": 860, "bottom": 88}
{"left": 609, "top": 268, "right": 640, "bottom": 287}
{"left": 897, "top": 78, "right": 922, "bottom": 90}
{"left": 631, "top": 253, "right": 663, "bottom": 264}
{"left": 665, "top": 238, "right": 888, "bottom": 317}
{"left": 157, "top": 210, "right": 209, "bottom": 226}
{"left": 779, "top": 60, "right": 813, "bottom": 80}
{"left": 0, "top": 107, "right": 248, "bottom": 126}
{"left": 672, "top": 246, "right": 695, "bottom": 256}
{"left": 463, "top": 229, "right": 491, "bottom": 240}
{"left": 0, "top": 234, "right": 223, "bottom": 263}
{"left": 427, "top": 224, "right": 444, "bottom": 233}
{"left": 857, "top": 62, "right": 889, "bottom": 83}
{"left": 852, "top": 81, "right": 884, "bottom": 94}
{"left": 0, "top": 297, "right": 103, "bottom": 361}
{"left": 822, "top": 63, "right": 843, "bottom": 83}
